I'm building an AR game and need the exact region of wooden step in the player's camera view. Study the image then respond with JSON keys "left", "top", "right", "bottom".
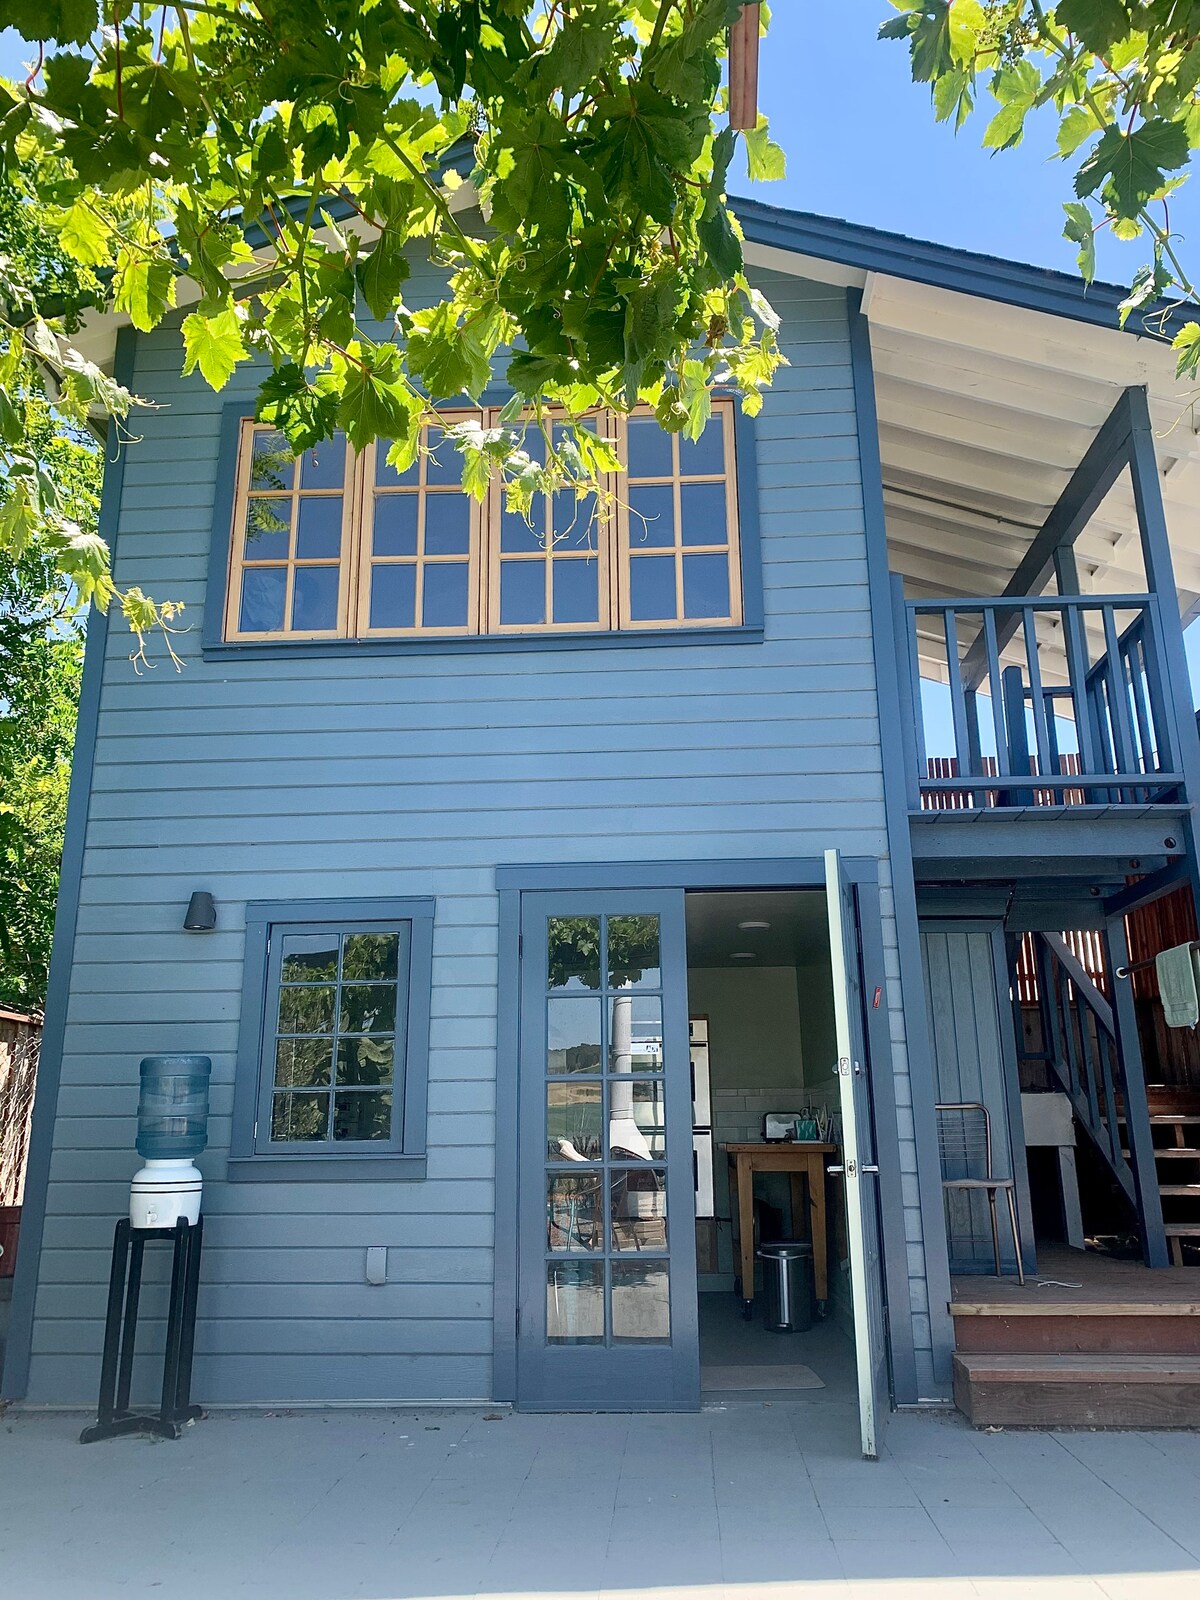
{"left": 952, "top": 1303, "right": 1200, "bottom": 1357}
{"left": 953, "top": 1352, "right": 1200, "bottom": 1428}
{"left": 1165, "top": 1224, "right": 1200, "bottom": 1237}
{"left": 1160, "top": 1185, "right": 1200, "bottom": 1195}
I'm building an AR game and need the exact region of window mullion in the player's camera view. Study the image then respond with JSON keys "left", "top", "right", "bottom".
{"left": 482, "top": 412, "right": 498, "bottom": 634}
{"left": 672, "top": 434, "right": 684, "bottom": 622}
{"left": 604, "top": 411, "right": 618, "bottom": 631}
{"left": 347, "top": 442, "right": 369, "bottom": 639}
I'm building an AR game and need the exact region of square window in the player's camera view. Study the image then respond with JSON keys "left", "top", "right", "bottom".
{"left": 231, "top": 901, "right": 434, "bottom": 1174}
{"left": 628, "top": 555, "right": 677, "bottom": 622}
{"left": 500, "top": 560, "right": 546, "bottom": 626}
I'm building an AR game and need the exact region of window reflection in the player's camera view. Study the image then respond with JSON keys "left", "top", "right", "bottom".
{"left": 610, "top": 1169, "right": 667, "bottom": 1252}
{"left": 547, "top": 1172, "right": 602, "bottom": 1252}
{"left": 611, "top": 1263, "right": 670, "bottom": 1342}
{"left": 547, "top": 1261, "right": 604, "bottom": 1344}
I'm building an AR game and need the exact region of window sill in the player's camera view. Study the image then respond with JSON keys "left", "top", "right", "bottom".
{"left": 201, "top": 624, "right": 764, "bottom": 661}
{"left": 226, "top": 1153, "right": 427, "bottom": 1182}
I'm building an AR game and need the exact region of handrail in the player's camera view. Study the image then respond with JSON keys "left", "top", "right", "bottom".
{"left": 1032, "top": 933, "right": 1134, "bottom": 1207}
{"left": 909, "top": 593, "right": 1165, "bottom": 612}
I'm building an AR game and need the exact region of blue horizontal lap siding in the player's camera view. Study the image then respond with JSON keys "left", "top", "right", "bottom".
{"left": 26, "top": 261, "right": 931, "bottom": 1403}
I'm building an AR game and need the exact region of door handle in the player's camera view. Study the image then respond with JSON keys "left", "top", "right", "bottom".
{"left": 826, "top": 1162, "right": 880, "bottom": 1177}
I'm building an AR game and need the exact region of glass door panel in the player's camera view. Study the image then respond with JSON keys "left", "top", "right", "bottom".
{"left": 517, "top": 891, "right": 698, "bottom": 1410}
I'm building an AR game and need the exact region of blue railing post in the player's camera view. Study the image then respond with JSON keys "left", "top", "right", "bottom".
{"left": 1001, "top": 666, "right": 1034, "bottom": 806}
{"left": 893, "top": 576, "right": 923, "bottom": 809}
{"left": 910, "top": 594, "right": 1185, "bottom": 808}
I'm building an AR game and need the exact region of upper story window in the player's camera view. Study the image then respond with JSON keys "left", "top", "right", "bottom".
{"left": 222, "top": 402, "right": 744, "bottom": 642}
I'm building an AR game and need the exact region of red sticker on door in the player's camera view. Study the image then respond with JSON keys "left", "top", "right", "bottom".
{"left": 873, "top": 986, "right": 882, "bottom": 1009}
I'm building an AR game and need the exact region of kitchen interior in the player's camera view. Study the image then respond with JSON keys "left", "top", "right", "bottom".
{"left": 684, "top": 890, "right": 857, "bottom": 1399}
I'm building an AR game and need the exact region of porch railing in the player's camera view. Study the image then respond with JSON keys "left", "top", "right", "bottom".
{"left": 1029, "top": 933, "right": 1136, "bottom": 1210}
{"left": 899, "top": 593, "right": 1186, "bottom": 810}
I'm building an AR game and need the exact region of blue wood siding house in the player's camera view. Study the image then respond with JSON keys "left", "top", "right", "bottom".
{"left": 7, "top": 200, "right": 1200, "bottom": 1445}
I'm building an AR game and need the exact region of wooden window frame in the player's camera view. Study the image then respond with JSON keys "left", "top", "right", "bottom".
{"left": 617, "top": 402, "right": 743, "bottom": 631}
{"left": 484, "top": 410, "right": 615, "bottom": 635}
{"left": 357, "top": 414, "right": 484, "bottom": 639}
{"left": 224, "top": 421, "right": 357, "bottom": 643}
{"left": 222, "top": 401, "right": 743, "bottom": 644}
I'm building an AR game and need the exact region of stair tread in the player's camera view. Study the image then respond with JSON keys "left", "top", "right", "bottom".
{"left": 954, "top": 1352, "right": 1200, "bottom": 1383}
{"left": 1159, "top": 1185, "right": 1200, "bottom": 1194}
{"left": 1165, "top": 1224, "right": 1200, "bottom": 1235}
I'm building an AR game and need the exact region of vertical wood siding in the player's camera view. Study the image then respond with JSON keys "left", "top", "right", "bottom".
{"left": 921, "top": 927, "right": 1020, "bottom": 1273}
{"left": 26, "top": 265, "right": 934, "bottom": 1403}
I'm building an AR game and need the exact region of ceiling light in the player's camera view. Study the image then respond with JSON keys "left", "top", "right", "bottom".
{"left": 738, "top": 920, "right": 771, "bottom": 931}
{"left": 730, "top": 951, "right": 757, "bottom": 960}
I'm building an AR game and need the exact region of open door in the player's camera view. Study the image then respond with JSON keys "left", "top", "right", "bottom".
{"left": 825, "top": 849, "right": 890, "bottom": 1459}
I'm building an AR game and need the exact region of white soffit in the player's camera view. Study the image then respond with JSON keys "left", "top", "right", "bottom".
{"left": 865, "top": 273, "right": 1200, "bottom": 680}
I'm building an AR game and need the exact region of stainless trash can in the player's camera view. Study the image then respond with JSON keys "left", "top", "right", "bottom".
{"left": 756, "top": 1241, "right": 814, "bottom": 1332}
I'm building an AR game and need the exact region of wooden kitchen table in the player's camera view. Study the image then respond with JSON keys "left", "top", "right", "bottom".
{"left": 724, "top": 1142, "right": 836, "bottom": 1317}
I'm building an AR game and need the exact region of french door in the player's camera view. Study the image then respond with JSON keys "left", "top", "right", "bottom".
{"left": 825, "top": 849, "right": 890, "bottom": 1459}
{"left": 515, "top": 890, "right": 700, "bottom": 1410}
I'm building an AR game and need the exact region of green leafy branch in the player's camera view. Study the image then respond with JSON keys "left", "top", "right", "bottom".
{"left": 880, "top": 0, "right": 1200, "bottom": 374}
{"left": 1, "top": 0, "right": 789, "bottom": 655}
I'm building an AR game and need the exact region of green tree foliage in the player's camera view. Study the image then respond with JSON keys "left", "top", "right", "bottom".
{"left": 880, "top": 2, "right": 1200, "bottom": 372}
{"left": 0, "top": 397, "right": 92, "bottom": 1012}
{"left": 1, "top": 2, "right": 786, "bottom": 644}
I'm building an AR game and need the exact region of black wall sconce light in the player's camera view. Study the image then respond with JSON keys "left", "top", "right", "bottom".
{"left": 183, "top": 891, "right": 217, "bottom": 933}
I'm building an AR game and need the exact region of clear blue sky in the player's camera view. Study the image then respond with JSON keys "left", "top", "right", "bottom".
{"left": 5, "top": 6, "right": 1200, "bottom": 704}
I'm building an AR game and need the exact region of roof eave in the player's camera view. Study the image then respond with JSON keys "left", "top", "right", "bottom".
{"left": 731, "top": 195, "right": 1200, "bottom": 342}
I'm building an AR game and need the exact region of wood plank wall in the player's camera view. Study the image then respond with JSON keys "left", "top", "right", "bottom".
{"left": 24, "top": 258, "right": 940, "bottom": 1403}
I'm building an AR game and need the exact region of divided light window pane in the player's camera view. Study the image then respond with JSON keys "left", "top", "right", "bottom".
{"left": 225, "top": 403, "right": 742, "bottom": 642}
{"left": 267, "top": 927, "right": 407, "bottom": 1148}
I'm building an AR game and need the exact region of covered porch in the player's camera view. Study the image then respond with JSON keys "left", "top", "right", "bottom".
{"left": 860, "top": 271, "right": 1200, "bottom": 864}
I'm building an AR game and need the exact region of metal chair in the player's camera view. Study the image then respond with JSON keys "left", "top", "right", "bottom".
{"left": 935, "top": 1102, "right": 1025, "bottom": 1284}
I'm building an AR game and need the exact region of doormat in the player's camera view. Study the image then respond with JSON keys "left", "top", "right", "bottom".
{"left": 701, "top": 1363, "right": 825, "bottom": 1392}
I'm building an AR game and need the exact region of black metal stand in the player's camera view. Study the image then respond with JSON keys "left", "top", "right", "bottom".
{"left": 80, "top": 1215, "right": 204, "bottom": 1444}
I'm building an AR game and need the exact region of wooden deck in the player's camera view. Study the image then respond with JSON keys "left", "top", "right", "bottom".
{"left": 951, "top": 1244, "right": 1200, "bottom": 1317}
{"left": 950, "top": 1245, "right": 1200, "bottom": 1425}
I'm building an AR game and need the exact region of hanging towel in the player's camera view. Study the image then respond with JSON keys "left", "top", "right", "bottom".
{"left": 1156, "top": 943, "right": 1200, "bottom": 1029}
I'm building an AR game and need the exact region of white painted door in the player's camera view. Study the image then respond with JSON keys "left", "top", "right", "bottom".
{"left": 824, "top": 850, "right": 890, "bottom": 1460}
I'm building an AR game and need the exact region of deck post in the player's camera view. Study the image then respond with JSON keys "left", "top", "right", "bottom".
{"left": 1105, "top": 913, "right": 1169, "bottom": 1268}
{"left": 1126, "top": 386, "right": 1200, "bottom": 911}
{"left": 1000, "top": 666, "right": 1034, "bottom": 806}
{"left": 852, "top": 294, "right": 956, "bottom": 1395}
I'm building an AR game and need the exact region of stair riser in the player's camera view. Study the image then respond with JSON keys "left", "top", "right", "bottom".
{"left": 955, "top": 1372, "right": 1200, "bottom": 1429}
{"left": 954, "top": 1313, "right": 1200, "bottom": 1356}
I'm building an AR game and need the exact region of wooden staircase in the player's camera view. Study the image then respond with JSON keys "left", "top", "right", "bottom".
{"left": 1122, "top": 1093, "right": 1200, "bottom": 1265}
{"left": 950, "top": 1247, "right": 1200, "bottom": 1428}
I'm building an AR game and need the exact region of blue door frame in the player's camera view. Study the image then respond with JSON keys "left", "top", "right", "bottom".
{"left": 493, "top": 856, "right": 924, "bottom": 1409}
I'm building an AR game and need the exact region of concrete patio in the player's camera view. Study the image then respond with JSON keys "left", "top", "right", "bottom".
{"left": 3, "top": 1398, "right": 1200, "bottom": 1600}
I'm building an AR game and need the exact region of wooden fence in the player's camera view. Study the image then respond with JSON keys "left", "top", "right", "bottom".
{"left": 1, "top": 1010, "right": 41, "bottom": 1278}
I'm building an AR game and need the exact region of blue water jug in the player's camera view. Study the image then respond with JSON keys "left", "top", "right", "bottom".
{"left": 136, "top": 1055, "right": 211, "bottom": 1160}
